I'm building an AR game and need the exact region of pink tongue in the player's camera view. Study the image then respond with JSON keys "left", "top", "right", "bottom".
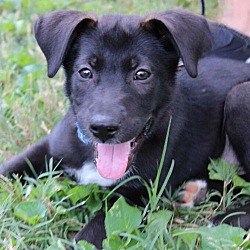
{"left": 96, "top": 141, "right": 131, "bottom": 180}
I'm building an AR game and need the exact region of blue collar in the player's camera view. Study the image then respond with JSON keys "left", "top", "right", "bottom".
{"left": 76, "top": 122, "right": 90, "bottom": 145}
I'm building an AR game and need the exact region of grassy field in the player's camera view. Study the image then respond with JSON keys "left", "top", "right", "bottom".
{"left": 0, "top": 0, "right": 250, "bottom": 249}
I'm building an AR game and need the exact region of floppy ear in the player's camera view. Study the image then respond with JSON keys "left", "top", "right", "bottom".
{"left": 34, "top": 10, "right": 97, "bottom": 78}
{"left": 142, "top": 9, "right": 212, "bottom": 77}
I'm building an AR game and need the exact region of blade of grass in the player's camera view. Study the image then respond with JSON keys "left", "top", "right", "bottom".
{"left": 151, "top": 117, "right": 174, "bottom": 211}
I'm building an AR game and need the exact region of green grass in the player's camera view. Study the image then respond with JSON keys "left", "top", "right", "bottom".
{"left": 0, "top": 0, "right": 249, "bottom": 249}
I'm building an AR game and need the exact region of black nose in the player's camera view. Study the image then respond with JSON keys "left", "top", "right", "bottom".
{"left": 89, "top": 116, "right": 120, "bottom": 142}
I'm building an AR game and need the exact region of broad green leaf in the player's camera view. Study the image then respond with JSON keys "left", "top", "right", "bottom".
{"left": 77, "top": 240, "right": 98, "bottom": 250}
{"left": 173, "top": 228, "right": 199, "bottom": 250}
{"left": 147, "top": 210, "right": 173, "bottom": 233}
{"left": 103, "top": 231, "right": 144, "bottom": 250}
{"left": 67, "top": 185, "right": 97, "bottom": 205}
{"left": 105, "top": 197, "right": 142, "bottom": 238}
{"left": 45, "top": 240, "right": 65, "bottom": 250}
{"left": 232, "top": 175, "right": 250, "bottom": 195}
{"left": 208, "top": 160, "right": 238, "bottom": 181}
{"left": 199, "top": 224, "right": 247, "bottom": 249}
{"left": 145, "top": 210, "right": 173, "bottom": 249}
{"left": 45, "top": 247, "right": 61, "bottom": 250}
{"left": 102, "top": 235, "right": 126, "bottom": 250}
{"left": 14, "top": 200, "right": 47, "bottom": 225}
{"left": 86, "top": 193, "right": 102, "bottom": 213}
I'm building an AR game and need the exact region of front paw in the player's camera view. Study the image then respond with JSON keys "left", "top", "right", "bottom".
{"left": 176, "top": 180, "right": 208, "bottom": 208}
{"left": 69, "top": 211, "right": 106, "bottom": 250}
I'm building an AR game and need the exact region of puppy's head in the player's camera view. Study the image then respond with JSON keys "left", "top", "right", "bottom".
{"left": 34, "top": 10, "right": 211, "bottom": 180}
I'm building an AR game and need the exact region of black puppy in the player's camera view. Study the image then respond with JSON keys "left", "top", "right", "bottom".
{"left": 1, "top": 9, "right": 250, "bottom": 249}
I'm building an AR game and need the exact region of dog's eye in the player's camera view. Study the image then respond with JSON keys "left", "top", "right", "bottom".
{"left": 134, "top": 69, "right": 151, "bottom": 81}
{"left": 79, "top": 68, "right": 93, "bottom": 79}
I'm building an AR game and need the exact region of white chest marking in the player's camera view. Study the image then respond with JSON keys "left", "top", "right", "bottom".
{"left": 64, "top": 162, "right": 117, "bottom": 187}
{"left": 221, "top": 134, "right": 239, "bottom": 166}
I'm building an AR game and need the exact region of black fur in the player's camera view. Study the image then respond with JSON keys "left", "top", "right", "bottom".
{"left": 1, "top": 9, "right": 250, "bottom": 249}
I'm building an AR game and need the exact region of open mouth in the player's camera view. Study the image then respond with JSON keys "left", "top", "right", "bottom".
{"left": 94, "top": 117, "right": 153, "bottom": 180}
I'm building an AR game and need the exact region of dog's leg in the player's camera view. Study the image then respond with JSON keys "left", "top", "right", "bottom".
{"left": 214, "top": 81, "right": 250, "bottom": 229}
{"left": 224, "top": 81, "right": 250, "bottom": 180}
{"left": 213, "top": 203, "right": 250, "bottom": 230}
{"left": 69, "top": 211, "right": 106, "bottom": 250}
{"left": 0, "top": 136, "right": 51, "bottom": 176}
